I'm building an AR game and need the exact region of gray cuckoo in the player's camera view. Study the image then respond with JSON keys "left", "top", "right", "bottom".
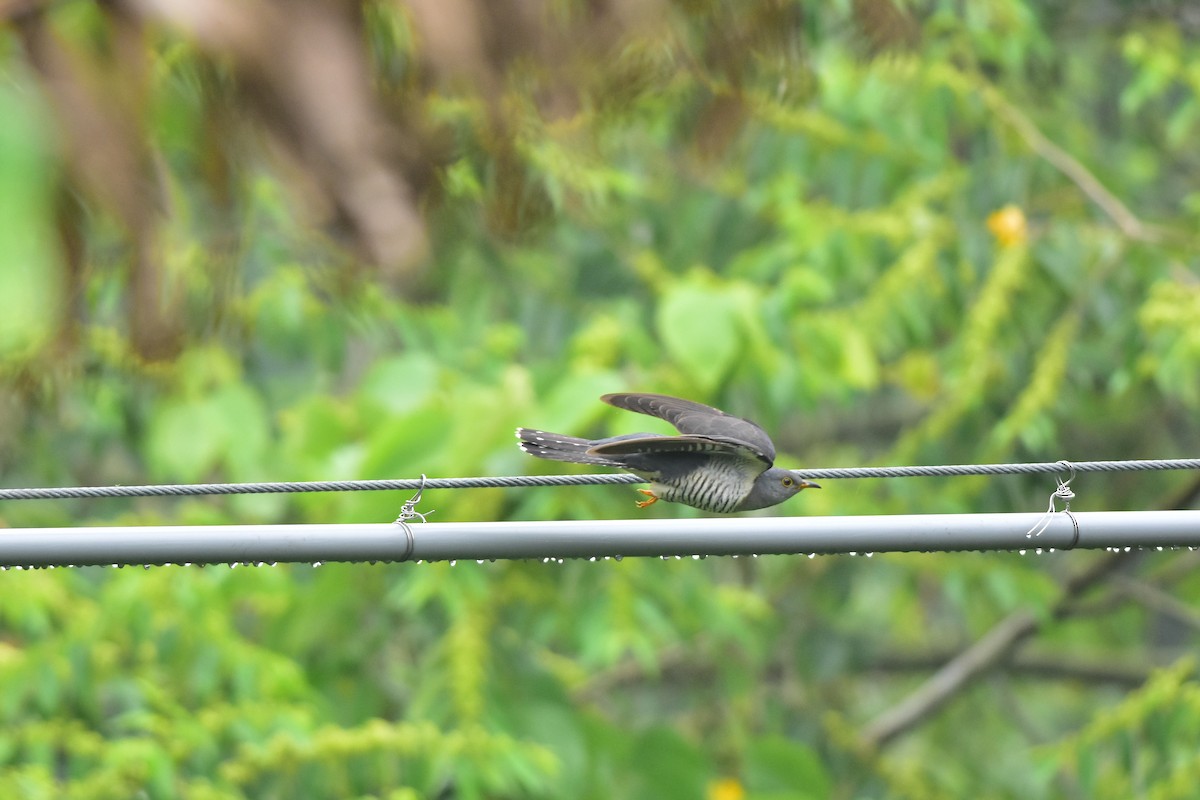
{"left": 516, "top": 392, "right": 820, "bottom": 513}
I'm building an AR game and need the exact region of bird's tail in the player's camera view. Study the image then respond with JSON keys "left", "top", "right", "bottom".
{"left": 515, "top": 428, "right": 617, "bottom": 466}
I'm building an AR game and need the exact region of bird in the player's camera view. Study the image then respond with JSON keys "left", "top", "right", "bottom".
{"left": 516, "top": 392, "right": 820, "bottom": 513}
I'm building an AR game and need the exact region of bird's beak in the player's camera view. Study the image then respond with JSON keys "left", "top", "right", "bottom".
{"left": 797, "top": 479, "right": 820, "bottom": 490}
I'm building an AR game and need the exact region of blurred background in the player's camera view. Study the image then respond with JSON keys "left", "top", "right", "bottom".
{"left": 1, "top": 0, "right": 1199, "bottom": 797}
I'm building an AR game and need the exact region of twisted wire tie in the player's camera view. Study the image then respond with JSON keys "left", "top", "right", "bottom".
{"left": 391, "top": 474, "right": 433, "bottom": 562}
{"left": 1025, "top": 460, "right": 1080, "bottom": 547}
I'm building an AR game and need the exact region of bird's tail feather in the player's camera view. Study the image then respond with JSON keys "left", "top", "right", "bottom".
{"left": 515, "top": 428, "right": 616, "bottom": 466}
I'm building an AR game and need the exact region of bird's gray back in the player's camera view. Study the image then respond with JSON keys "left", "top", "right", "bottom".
{"left": 601, "top": 393, "right": 777, "bottom": 463}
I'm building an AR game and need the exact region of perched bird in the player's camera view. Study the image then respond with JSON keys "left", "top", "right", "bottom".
{"left": 516, "top": 392, "right": 820, "bottom": 513}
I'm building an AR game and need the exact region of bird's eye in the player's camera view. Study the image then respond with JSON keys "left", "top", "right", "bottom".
{"left": 781, "top": 476, "right": 795, "bottom": 488}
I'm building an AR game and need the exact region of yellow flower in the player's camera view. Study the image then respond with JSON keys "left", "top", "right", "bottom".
{"left": 986, "top": 204, "right": 1028, "bottom": 247}
{"left": 708, "top": 777, "right": 746, "bottom": 800}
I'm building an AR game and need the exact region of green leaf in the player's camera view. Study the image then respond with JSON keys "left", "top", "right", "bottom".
{"left": 837, "top": 327, "right": 880, "bottom": 390}
{"left": 628, "top": 727, "right": 707, "bottom": 800}
{"left": 0, "top": 84, "right": 60, "bottom": 360}
{"left": 145, "top": 398, "right": 227, "bottom": 482}
{"left": 746, "top": 736, "right": 831, "bottom": 799}
{"left": 359, "top": 404, "right": 454, "bottom": 477}
{"left": 535, "top": 368, "right": 623, "bottom": 434}
{"left": 359, "top": 353, "right": 442, "bottom": 416}
{"left": 211, "top": 383, "right": 271, "bottom": 477}
{"left": 657, "top": 275, "right": 742, "bottom": 393}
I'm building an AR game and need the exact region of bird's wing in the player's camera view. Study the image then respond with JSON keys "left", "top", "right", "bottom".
{"left": 588, "top": 434, "right": 771, "bottom": 470}
{"left": 600, "top": 393, "right": 776, "bottom": 463}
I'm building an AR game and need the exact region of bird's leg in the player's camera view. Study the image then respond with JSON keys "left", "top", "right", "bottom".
{"left": 635, "top": 489, "right": 659, "bottom": 508}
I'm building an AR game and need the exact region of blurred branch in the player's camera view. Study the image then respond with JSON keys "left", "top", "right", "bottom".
{"left": 0, "top": 0, "right": 43, "bottom": 21}
{"left": 1049, "top": 554, "right": 1200, "bottom": 622}
{"left": 860, "top": 550, "right": 1136, "bottom": 749}
{"left": 572, "top": 635, "right": 1155, "bottom": 711}
{"left": 123, "top": 0, "right": 429, "bottom": 281}
{"left": 11, "top": 3, "right": 185, "bottom": 359}
{"left": 870, "top": 649, "right": 1151, "bottom": 689}
{"left": 860, "top": 473, "right": 1200, "bottom": 750}
{"left": 1112, "top": 575, "right": 1200, "bottom": 632}
{"left": 983, "top": 84, "right": 1163, "bottom": 244}
{"left": 1139, "top": 547, "right": 1200, "bottom": 586}
{"left": 571, "top": 643, "right": 688, "bottom": 704}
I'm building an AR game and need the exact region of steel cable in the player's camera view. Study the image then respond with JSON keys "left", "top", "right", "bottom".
{"left": 1, "top": 458, "right": 1198, "bottom": 501}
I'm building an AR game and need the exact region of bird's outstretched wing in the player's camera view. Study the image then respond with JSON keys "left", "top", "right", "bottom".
{"left": 588, "top": 434, "right": 759, "bottom": 459}
{"left": 600, "top": 393, "right": 776, "bottom": 463}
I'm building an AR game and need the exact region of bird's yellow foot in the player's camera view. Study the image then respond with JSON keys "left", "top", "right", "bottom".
{"left": 635, "top": 489, "right": 659, "bottom": 508}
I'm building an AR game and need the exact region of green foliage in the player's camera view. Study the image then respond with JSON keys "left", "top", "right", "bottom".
{"left": 2, "top": 1, "right": 1200, "bottom": 798}
{"left": 1052, "top": 659, "right": 1200, "bottom": 800}
{"left": 0, "top": 83, "right": 61, "bottom": 361}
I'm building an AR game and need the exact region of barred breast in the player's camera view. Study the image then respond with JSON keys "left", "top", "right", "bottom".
{"left": 650, "top": 459, "right": 757, "bottom": 514}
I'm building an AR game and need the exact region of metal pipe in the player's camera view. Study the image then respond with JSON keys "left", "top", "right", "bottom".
{"left": 0, "top": 511, "right": 1196, "bottom": 567}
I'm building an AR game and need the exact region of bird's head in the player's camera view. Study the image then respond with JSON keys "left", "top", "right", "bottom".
{"left": 739, "top": 468, "right": 821, "bottom": 511}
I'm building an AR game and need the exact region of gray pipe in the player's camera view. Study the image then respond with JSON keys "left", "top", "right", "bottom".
{"left": 0, "top": 511, "right": 1196, "bottom": 567}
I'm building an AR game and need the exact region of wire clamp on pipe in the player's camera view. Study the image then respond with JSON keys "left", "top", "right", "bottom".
{"left": 392, "top": 474, "right": 433, "bottom": 561}
{"left": 1026, "top": 460, "right": 1080, "bottom": 547}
